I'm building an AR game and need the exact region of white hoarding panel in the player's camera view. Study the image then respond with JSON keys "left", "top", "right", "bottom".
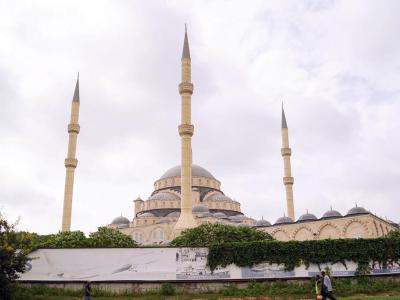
{"left": 19, "top": 248, "right": 400, "bottom": 282}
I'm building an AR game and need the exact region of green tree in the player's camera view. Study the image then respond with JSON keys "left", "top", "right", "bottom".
{"left": 41, "top": 231, "right": 89, "bottom": 248}
{"left": 170, "top": 223, "right": 273, "bottom": 247}
{"left": 385, "top": 230, "right": 400, "bottom": 239}
{"left": 0, "top": 215, "right": 32, "bottom": 299}
{"left": 89, "top": 227, "right": 138, "bottom": 247}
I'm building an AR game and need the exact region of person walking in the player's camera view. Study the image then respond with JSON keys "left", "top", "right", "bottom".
{"left": 320, "top": 271, "right": 337, "bottom": 300}
{"left": 84, "top": 281, "right": 92, "bottom": 300}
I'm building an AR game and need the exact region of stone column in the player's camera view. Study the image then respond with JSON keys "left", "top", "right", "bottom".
{"left": 61, "top": 76, "right": 80, "bottom": 232}
{"left": 281, "top": 106, "right": 295, "bottom": 221}
{"left": 174, "top": 28, "right": 197, "bottom": 231}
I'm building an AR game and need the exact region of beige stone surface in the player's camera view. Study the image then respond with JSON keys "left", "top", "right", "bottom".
{"left": 281, "top": 127, "right": 295, "bottom": 221}
{"left": 174, "top": 40, "right": 197, "bottom": 231}
{"left": 61, "top": 96, "right": 80, "bottom": 232}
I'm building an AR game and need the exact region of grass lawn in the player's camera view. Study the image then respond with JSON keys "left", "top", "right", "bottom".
{"left": 14, "top": 295, "right": 400, "bottom": 300}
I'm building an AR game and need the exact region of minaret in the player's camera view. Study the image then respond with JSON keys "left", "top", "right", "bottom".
{"left": 281, "top": 105, "right": 295, "bottom": 220}
{"left": 174, "top": 26, "right": 197, "bottom": 231}
{"left": 61, "top": 75, "right": 81, "bottom": 232}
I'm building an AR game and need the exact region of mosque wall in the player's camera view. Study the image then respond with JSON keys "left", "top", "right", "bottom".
{"left": 111, "top": 213, "right": 397, "bottom": 246}
{"left": 261, "top": 214, "right": 395, "bottom": 241}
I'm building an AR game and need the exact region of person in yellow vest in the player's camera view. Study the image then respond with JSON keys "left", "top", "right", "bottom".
{"left": 315, "top": 274, "right": 323, "bottom": 300}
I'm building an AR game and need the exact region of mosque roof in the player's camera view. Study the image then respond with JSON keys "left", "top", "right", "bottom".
{"left": 139, "top": 212, "right": 155, "bottom": 217}
{"left": 160, "top": 164, "right": 215, "bottom": 180}
{"left": 228, "top": 214, "right": 246, "bottom": 222}
{"left": 297, "top": 212, "right": 318, "bottom": 222}
{"left": 192, "top": 204, "right": 210, "bottom": 213}
{"left": 346, "top": 205, "right": 369, "bottom": 216}
{"left": 111, "top": 216, "right": 130, "bottom": 225}
{"left": 206, "top": 193, "right": 232, "bottom": 201}
{"left": 148, "top": 192, "right": 179, "bottom": 201}
{"left": 198, "top": 212, "right": 213, "bottom": 218}
{"left": 274, "top": 216, "right": 294, "bottom": 225}
{"left": 322, "top": 208, "right": 343, "bottom": 219}
{"left": 255, "top": 219, "right": 272, "bottom": 227}
{"left": 166, "top": 211, "right": 180, "bottom": 217}
{"left": 213, "top": 212, "right": 227, "bottom": 219}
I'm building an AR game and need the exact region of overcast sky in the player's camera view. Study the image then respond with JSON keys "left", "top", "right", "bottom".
{"left": 1, "top": 0, "right": 399, "bottom": 234}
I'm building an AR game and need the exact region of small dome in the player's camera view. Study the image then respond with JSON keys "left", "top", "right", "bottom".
{"left": 228, "top": 215, "right": 245, "bottom": 223}
{"left": 148, "top": 192, "right": 179, "bottom": 201}
{"left": 160, "top": 164, "right": 215, "bottom": 180}
{"left": 192, "top": 204, "right": 210, "bottom": 213}
{"left": 111, "top": 216, "right": 130, "bottom": 225}
{"left": 166, "top": 211, "right": 180, "bottom": 217}
{"left": 274, "top": 216, "right": 294, "bottom": 225}
{"left": 213, "top": 212, "right": 227, "bottom": 219}
{"left": 255, "top": 219, "right": 272, "bottom": 227}
{"left": 134, "top": 196, "right": 143, "bottom": 202}
{"left": 199, "top": 212, "right": 213, "bottom": 218}
{"left": 346, "top": 206, "right": 368, "bottom": 216}
{"left": 297, "top": 212, "right": 318, "bottom": 222}
{"left": 207, "top": 193, "right": 232, "bottom": 201}
{"left": 322, "top": 209, "right": 343, "bottom": 219}
{"left": 139, "top": 212, "right": 155, "bottom": 218}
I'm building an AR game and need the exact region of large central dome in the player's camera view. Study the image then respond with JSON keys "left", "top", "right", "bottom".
{"left": 160, "top": 164, "right": 215, "bottom": 180}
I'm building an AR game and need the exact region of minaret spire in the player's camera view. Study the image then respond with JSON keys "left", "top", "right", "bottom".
{"left": 182, "top": 24, "right": 191, "bottom": 60}
{"left": 61, "top": 74, "right": 81, "bottom": 232}
{"left": 73, "top": 73, "right": 79, "bottom": 102}
{"left": 281, "top": 104, "right": 295, "bottom": 221}
{"left": 175, "top": 26, "right": 197, "bottom": 231}
{"left": 281, "top": 102, "right": 287, "bottom": 129}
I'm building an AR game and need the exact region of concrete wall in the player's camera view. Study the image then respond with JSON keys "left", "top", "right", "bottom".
{"left": 20, "top": 274, "right": 400, "bottom": 294}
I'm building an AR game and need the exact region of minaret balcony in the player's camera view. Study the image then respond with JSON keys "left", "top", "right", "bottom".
{"left": 281, "top": 148, "right": 292, "bottom": 156}
{"left": 68, "top": 124, "right": 80, "bottom": 134}
{"left": 283, "top": 177, "right": 294, "bottom": 185}
{"left": 179, "top": 83, "right": 194, "bottom": 95}
{"left": 178, "top": 124, "right": 194, "bottom": 137}
{"left": 65, "top": 158, "right": 78, "bottom": 168}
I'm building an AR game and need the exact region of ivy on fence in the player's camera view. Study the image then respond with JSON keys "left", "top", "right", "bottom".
{"left": 207, "top": 237, "right": 400, "bottom": 272}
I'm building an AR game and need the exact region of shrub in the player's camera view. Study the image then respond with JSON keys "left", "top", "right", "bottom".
{"left": 0, "top": 215, "right": 32, "bottom": 299}
{"left": 170, "top": 223, "right": 273, "bottom": 247}
{"left": 40, "top": 230, "right": 90, "bottom": 248}
{"left": 89, "top": 227, "right": 137, "bottom": 248}
{"left": 160, "top": 283, "right": 176, "bottom": 295}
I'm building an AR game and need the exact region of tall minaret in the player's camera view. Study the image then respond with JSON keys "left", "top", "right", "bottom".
{"left": 61, "top": 75, "right": 81, "bottom": 232}
{"left": 281, "top": 105, "right": 295, "bottom": 220}
{"left": 174, "top": 26, "right": 197, "bottom": 231}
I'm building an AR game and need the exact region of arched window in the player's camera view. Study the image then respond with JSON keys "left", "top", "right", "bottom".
{"left": 151, "top": 228, "right": 165, "bottom": 243}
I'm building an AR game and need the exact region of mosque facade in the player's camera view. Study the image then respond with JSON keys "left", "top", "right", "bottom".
{"left": 60, "top": 28, "right": 398, "bottom": 245}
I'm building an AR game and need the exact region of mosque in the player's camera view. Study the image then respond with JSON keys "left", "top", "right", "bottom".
{"left": 61, "top": 28, "right": 398, "bottom": 245}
